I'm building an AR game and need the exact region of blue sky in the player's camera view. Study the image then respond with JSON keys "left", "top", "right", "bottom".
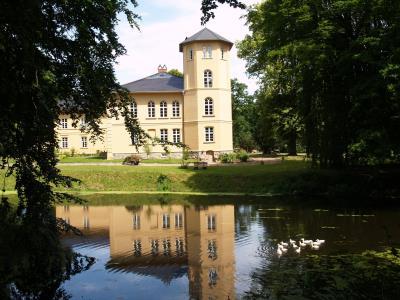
{"left": 114, "top": 0, "right": 260, "bottom": 93}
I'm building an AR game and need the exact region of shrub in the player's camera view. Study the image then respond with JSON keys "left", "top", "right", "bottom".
{"left": 122, "top": 154, "right": 141, "bottom": 166}
{"left": 96, "top": 150, "right": 107, "bottom": 159}
{"left": 144, "top": 143, "right": 152, "bottom": 158}
{"left": 157, "top": 174, "right": 171, "bottom": 191}
{"left": 236, "top": 150, "right": 250, "bottom": 162}
{"left": 219, "top": 153, "right": 236, "bottom": 163}
{"left": 70, "top": 147, "right": 76, "bottom": 157}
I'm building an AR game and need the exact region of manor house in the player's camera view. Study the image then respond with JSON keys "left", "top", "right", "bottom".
{"left": 57, "top": 28, "right": 233, "bottom": 159}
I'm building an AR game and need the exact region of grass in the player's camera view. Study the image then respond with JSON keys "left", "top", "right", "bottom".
{"left": 2, "top": 161, "right": 400, "bottom": 198}
{"left": 58, "top": 155, "right": 196, "bottom": 164}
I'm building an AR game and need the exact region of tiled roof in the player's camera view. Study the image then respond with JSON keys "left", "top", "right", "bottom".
{"left": 179, "top": 28, "right": 233, "bottom": 51}
{"left": 122, "top": 73, "right": 183, "bottom": 93}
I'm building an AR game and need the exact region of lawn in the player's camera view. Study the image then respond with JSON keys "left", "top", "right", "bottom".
{"left": 58, "top": 156, "right": 196, "bottom": 164}
{"left": 2, "top": 161, "right": 400, "bottom": 198}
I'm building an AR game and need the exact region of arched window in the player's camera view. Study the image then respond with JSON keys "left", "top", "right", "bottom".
{"left": 160, "top": 101, "right": 167, "bottom": 117}
{"left": 204, "top": 97, "right": 214, "bottom": 115}
{"left": 204, "top": 70, "right": 213, "bottom": 88}
{"left": 148, "top": 101, "right": 155, "bottom": 118}
{"left": 172, "top": 101, "right": 180, "bottom": 117}
{"left": 130, "top": 101, "right": 137, "bottom": 118}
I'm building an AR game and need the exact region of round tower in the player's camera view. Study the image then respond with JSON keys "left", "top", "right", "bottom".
{"left": 179, "top": 28, "right": 233, "bottom": 159}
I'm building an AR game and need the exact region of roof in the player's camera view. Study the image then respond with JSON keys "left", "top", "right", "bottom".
{"left": 122, "top": 72, "right": 183, "bottom": 93}
{"left": 179, "top": 28, "right": 233, "bottom": 52}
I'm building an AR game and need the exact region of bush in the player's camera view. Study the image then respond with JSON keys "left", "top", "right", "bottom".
{"left": 122, "top": 154, "right": 141, "bottom": 166}
{"left": 96, "top": 150, "right": 107, "bottom": 159}
{"left": 236, "top": 150, "right": 250, "bottom": 162}
{"left": 219, "top": 153, "right": 236, "bottom": 163}
{"left": 157, "top": 174, "right": 171, "bottom": 191}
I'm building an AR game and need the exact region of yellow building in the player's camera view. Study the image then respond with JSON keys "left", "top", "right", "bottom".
{"left": 57, "top": 28, "right": 234, "bottom": 160}
{"left": 56, "top": 204, "right": 236, "bottom": 299}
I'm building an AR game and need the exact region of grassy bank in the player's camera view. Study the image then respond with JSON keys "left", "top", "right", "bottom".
{"left": 2, "top": 161, "right": 400, "bottom": 198}
{"left": 58, "top": 156, "right": 196, "bottom": 164}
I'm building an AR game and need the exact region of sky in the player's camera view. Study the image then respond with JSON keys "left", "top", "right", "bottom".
{"left": 114, "top": 0, "right": 260, "bottom": 93}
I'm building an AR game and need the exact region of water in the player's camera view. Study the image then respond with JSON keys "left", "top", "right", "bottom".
{"left": 56, "top": 197, "right": 400, "bottom": 299}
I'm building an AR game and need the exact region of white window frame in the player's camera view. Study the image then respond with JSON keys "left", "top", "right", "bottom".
{"left": 172, "top": 101, "right": 180, "bottom": 117}
{"left": 160, "top": 129, "right": 168, "bottom": 142}
{"left": 61, "top": 137, "right": 68, "bottom": 148}
{"left": 80, "top": 117, "right": 87, "bottom": 127}
{"left": 203, "top": 46, "right": 212, "bottom": 58}
{"left": 207, "top": 214, "right": 216, "bottom": 231}
{"left": 204, "top": 98, "right": 214, "bottom": 115}
{"left": 162, "top": 213, "right": 170, "bottom": 229}
{"left": 188, "top": 48, "right": 193, "bottom": 60}
{"left": 130, "top": 101, "right": 137, "bottom": 118}
{"left": 83, "top": 216, "right": 90, "bottom": 229}
{"left": 205, "top": 127, "right": 214, "bottom": 143}
{"left": 172, "top": 128, "right": 180, "bottom": 143}
{"left": 175, "top": 213, "right": 183, "bottom": 228}
{"left": 160, "top": 101, "right": 167, "bottom": 118}
{"left": 133, "top": 214, "right": 140, "bottom": 229}
{"left": 81, "top": 136, "right": 88, "bottom": 148}
{"left": 60, "top": 118, "right": 68, "bottom": 129}
{"left": 148, "top": 101, "right": 155, "bottom": 118}
{"left": 204, "top": 70, "right": 213, "bottom": 88}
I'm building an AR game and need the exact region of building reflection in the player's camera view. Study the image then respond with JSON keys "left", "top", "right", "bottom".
{"left": 56, "top": 204, "right": 235, "bottom": 299}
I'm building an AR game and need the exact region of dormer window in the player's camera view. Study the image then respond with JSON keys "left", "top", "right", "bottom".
{"left": 203, "top": 46, "right": 212, "bottom": 59}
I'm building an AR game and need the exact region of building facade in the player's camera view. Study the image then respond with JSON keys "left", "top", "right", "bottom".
{"left": 57, "top": 28, "right": 233, "bottom": 159}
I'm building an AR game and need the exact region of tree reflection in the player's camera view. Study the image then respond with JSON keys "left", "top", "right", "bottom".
{"left": 0, "top": 198, "right": 94, "bottom": 300}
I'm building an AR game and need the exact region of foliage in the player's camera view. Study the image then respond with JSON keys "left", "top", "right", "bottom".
{"left": 122, "top": 155, "right": 141, "bottom": 166}
{"left": 167, "top": 69, "right": 183, "bottom": 78}
{"left": 238, "top": 0, "right": 400, "bottom": 167}
{"left": 156, "top": 174, "right": 171, "bottom": 191}
{"left": 231, "top": 79, "right": 257, "bottom": 151}
{"left": 200, "top": 0, "right": 246, "bottom": 24}
{"left": 236, "top": 150, "right": 249, "bottom": 162}
{"left": 219, "top": 153, "right": 236, "bottom": 163}
{"left": 244, "top": 250, "right": 400, "bottom": 299}
{"left": 143, "top": 143, "right": 152, "bottom": 158}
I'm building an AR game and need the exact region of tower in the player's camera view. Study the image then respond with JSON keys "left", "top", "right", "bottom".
{"left": 179, "top": 28, "right": 233, "bottom": 158}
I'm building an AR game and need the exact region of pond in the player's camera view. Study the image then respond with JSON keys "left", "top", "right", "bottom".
{"left": 54, "top": 196, "right": 400, "bottom": 299}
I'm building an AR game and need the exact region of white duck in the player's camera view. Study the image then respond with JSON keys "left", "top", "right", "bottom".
{"left": 277, "top": 247, "right": 283, "bottom": 256}
{"left": 316, "top": 239, "right": 325, "bottom": 244}
{"left": 292, "top": 244, "right": 299, "bottom": 249}
{"left": 289, "top": 239, "right": 296, "bottom": 245}
{"left": 299, "top": 240, "right": 307, "bottom": 247}
{"left": 280, "top": 241, "right": 289, "bottom": 247}
{"left": 278, "top": 244, "right": 288, "bottom": 253}
{"left": 311, "top": 242, "right": 320, "bottom": 250}
{"left": 301, "top": 238, "right": 313, "bottom": 245}
{"left": 295, "top": 247, "right": 301, "bottom": 254}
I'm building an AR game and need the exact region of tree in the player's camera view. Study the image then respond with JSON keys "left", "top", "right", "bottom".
{"left": 167, "top": 69, "right": 183, "bottom": 78}
{"left": 238, "top": 0, "right": 400, "bottom": 166}
{"left": 231, "top": 79, "right": 256, "bottom": 151}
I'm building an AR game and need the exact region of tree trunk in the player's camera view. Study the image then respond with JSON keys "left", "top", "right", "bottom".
{"left": 287, "top": 131, "right": 297, "bottom": 156}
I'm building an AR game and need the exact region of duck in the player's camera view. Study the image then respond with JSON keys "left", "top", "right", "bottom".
{"left": 311, "top": 242, "right": 320, "bottom": 250}
{"left": 293, "top": 244, "right": 299, "bottom": 249}
{"left": 289, "top": 239, "right": 296, "bottom": 245}
{"left": 299, "top": 241, "right": 307, "bottom": 247}
{"left": 295, "top": 247, "right": 301, "bottom": 254}
{"left": 301, "top": 238, "right": 313, "bottom": 245}
{"left": 277, "top": 247, "right": 283, "bottom": 256}
{"left": 280, "top": 241, "right": 289, "bottom": 247}
{"left": 278, "top": 245, "right": 288, "bottom": 253}
{"left": 316, "top": 239, "right": 325, "bottom": 244}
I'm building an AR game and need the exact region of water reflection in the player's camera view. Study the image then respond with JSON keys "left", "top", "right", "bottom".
{"left": 56, "top": 204, "right": 235, "bottom": 299}
{"left": 56, "top": 200, "right": 400, "bottom": 299}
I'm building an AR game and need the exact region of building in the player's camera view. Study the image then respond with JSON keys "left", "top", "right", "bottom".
{"left": 57, "top": 28, "right": 233, "bottom": 160}
{"left": 57, "top": 204, "right": 236, "bottom": 299}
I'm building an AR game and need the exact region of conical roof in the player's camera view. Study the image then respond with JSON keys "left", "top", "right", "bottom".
{"left": 179, "top": 28, "right": 233, "bottom": 52}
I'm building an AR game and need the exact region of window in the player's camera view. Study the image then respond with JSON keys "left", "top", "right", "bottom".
{"left": 148, "top": 101, "right": 155, "bottom": 118}
{"left": 160, "top": 101, "right": 167, "bottom": 117}
{"left": 172, "top": 129, "right": 180, "bottom": 143}
{"left": 205, "top": 127, "right": 214, "bottom": 142}
{"left": 176, "top": 238, "right": 184, "bottom": 256}
{"left": 60, "top": 118, "right": 68, "bottom": 129}
{"left": 80, "top": 117, "right": 87, "bottom": 127}
{"left": 208, "top": 240, "right": 217, "bottom": 260}
{"left": 130, "top": 101, "right": 137, "bottom": 118}
{"left": 162, "top": 213, "right": 170, "bottom": 229}
{"left": 163, "top": 239, "right": 171, "bottom": 256}
{"left": 81, "top": 136, "right": 87, "bottom": 148}
{"left": 175, "top": 213, "right": 183, "bottom": 228}
{"left": 204, "top": 70, "right": 213, "bottom": 88}
{"left": 207, "top": 214, "right": 216, "bottom": 231}
{"left": 133, "top": 214, "right": 140, "bottom": 230}
{"left": 160, "top": 129, "right": 168, "bottom": 142}
{"left": 133, "top": 240, "right": 142, "bottom": 257}
{"left": 83, "top": 216, "right": 90, "bottom": 229}
{"left": 221, "top": 48, "right": 225, "bottom": 59}
{"left": 208, "top": 268, "right": 218, "bottom": 287}
{"left": 151, "top": 239, "right": 159, "bottom": 256}
{"left": 204, "top": 98, "right": 214, "bottom": 115}
{"left": 61, "top": 137, "right": 68, "bottom": 148}
{"left": 172, "top": 101, "right": 180, "bottom": 117}
{"left": 187, "top": 48, "right": 193, "bottom": 60}
{"left": 203, "top": 46, "right": 212, "bottom": 58}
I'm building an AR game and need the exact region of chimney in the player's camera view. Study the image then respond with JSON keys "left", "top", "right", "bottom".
{"left": 158, "top": 64, "right": 167, "bottom": 73}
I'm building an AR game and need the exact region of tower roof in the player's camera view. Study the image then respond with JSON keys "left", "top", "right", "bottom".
{"left": 179, "top": 28, "right": 233, "bottom": 52}
{"left": 122, "top": 72, "right": 183, "bottom": 93}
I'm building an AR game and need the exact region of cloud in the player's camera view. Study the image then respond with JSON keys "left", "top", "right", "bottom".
{"left": 115, "top": 0, "right": 260, "bottom": 93}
